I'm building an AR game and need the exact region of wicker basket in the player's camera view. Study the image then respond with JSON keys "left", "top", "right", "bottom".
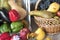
{"left": 34, "top": 0, "right": 60, "bottom": 34}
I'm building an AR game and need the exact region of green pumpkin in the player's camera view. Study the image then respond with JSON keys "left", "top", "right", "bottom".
{"left": 11, "top": 21, "right": 23, "bottom": 33}
{"left": 0, "top": 23, "right": 11, "bottom": 33}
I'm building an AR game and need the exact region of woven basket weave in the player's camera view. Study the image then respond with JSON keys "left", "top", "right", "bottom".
{"left": 34, "top": 0, "right": 60, "bottom": 34}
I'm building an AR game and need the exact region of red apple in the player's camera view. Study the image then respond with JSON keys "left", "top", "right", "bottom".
{"left": 0, "top": 32, "right": 11, "bottom": 40}
{"left": 20, "top": 28, "right": 30, "bottom": 40}
{"left": 57, "top": 11, "right": 60, "bottom": 17}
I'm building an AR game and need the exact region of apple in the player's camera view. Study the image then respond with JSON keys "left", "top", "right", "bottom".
{"left": 57, "top": 11, "right": 60, "bottom": 17}
{"left": 0, "top": 32, "right": 11, "bottom": 40}
{"left": 20, "top": 28, "right": 30, "bottom": 40}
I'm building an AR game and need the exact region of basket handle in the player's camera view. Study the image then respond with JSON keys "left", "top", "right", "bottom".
{"left": 35, "top": 0, "right": 41, "bottom": 10}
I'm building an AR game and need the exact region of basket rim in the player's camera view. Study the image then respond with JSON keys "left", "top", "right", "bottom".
{"left": 34, "top": 16, "right": 60, "bottom": 20}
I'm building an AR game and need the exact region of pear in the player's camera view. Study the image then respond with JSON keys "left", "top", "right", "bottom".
{"left": 45, "top": 37, "right": 52, "bottom": 40}
{"left": 47, "top": 2, "right": 59, "bottom": 13}
{"left": 35, "top": 28, "right": 45, "bottom": 40}
{"left": 2, "top": 0, "right": 11, "bottom": 10}
{"left": 3, "top": 0, "right": 11, "bottom": 10}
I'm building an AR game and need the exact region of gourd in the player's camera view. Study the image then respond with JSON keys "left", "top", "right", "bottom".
{"left": 8, "top": 0, "right": 27, "bottom": 20}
